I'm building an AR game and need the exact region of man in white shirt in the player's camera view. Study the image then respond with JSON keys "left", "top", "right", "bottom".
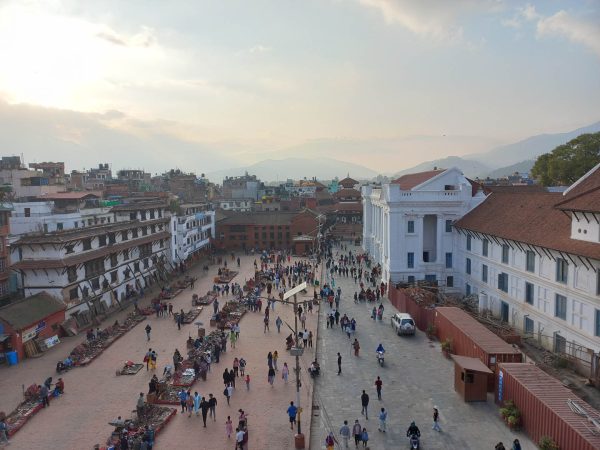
{"left": 236, "top": 427, "right": 245, "bottom": 449}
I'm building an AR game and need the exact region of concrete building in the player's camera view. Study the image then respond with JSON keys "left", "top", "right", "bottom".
{"left": 170, "top": 203, "right": 215, "bottom": 265}
{"left": 9, "top": 192, "right": 112, "bottom": 236}
{"left": 0, "top": 205, "right": 10, "bottom": 301}
{"left": 10, "top": 200, "right": 171, "bottom": 316}
{"left": 216, "top": 199, "right": 253, "bottom": 212}
{"left": 454, "top": 163, "right": 600, "bottom": 355}
{"left": 362, "top": 167, "right": 485, "bottom": 286}
{"left": 222, "top": 173, "right": 261, "bottom": 201}
{"left": 0, "top": 157, "right": 63, "bottom": 199}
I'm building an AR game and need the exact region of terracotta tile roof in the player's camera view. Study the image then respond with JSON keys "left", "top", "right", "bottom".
{"left": 339, "top": 176, "right": 358, "bottom": 187}
{"left": 0, "top": 292, "right": 65, "bottom": 330}
{"left": 219, "top": 210, "right": 319, "bottom": 226}
{"left": 483, "top": 185, "right": 546, "bottom": 194}
{"left": 455, "top": 192, "right": 600, "bottom": 260}
{"left": 555, "top": 164, "right": 600, "bottom": 213}
{"left": 391, "top": 169, "right": 445, "bottom": 190}
{"left": 333, "top": 188, "right": 361, "bottom": 199}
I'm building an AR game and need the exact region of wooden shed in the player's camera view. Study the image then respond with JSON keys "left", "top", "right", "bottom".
{"left": 452, "top": 355, "right": 493, "bottom": 402}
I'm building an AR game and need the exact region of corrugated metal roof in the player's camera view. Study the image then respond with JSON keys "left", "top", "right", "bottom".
{"left": 0, "top": 292, "right": 65, "bottom": 330}
{"left": 436, "top": 307, "right": 520, "bottom": 355}
{"left": 500, "top": 363, "right": 600, "bottom": 448}
{"left": 452, "top": 355, "right": 493, "bottom": 373}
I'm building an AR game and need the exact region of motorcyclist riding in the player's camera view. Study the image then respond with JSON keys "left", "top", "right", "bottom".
{"left": 406, "top": 421, "right": 421, "bottom": 437}
{"left": 376, "top": 343, "right": 385, "bottom": 354}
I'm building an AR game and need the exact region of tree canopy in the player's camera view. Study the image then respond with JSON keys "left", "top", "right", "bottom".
{"left": 531, "top": 132, "right": 600, "bottom": 186}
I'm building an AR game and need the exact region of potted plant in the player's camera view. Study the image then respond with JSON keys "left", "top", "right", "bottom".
{"left": 506, "top": 413, "right": 521, "bottom": 431}
{"left": 499, "top": 400, "right": 515, "bottom": 421}
{"left": 539, "top": 435, "right": 559, "bottom": 450}
{"left": 441, "top": 338, "right": 452, "bottom": 358}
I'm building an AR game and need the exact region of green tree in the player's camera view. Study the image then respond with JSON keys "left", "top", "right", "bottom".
{"left": 531, "top": 132, "right": 600, "bottom": 186}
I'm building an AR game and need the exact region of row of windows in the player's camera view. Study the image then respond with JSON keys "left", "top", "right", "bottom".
{"left": 407, "top": 219, "right": 453, "bottom": 234}
{"left": 65, "top": 225, "right": 164, "bottom": 254}
{"left": 467, "top": 236, "right": 572, "bottom": 285}
{"left": 128, "top": 209, "right": 163, "bottom": 221}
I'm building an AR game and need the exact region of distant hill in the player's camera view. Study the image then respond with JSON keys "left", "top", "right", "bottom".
{"left": 392, "top": 156, "right": 491, "bottom": 179}
{"left": 486, "top": 160, "right": 535, "bottom": 179}
{"left": 206, "top": 157, "right": 379, "bottom": 183}
{"left": 468, "top": 121, "right": 600, "bottom": 168}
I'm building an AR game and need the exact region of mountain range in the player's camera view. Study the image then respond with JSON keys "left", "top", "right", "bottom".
{"left": 208, "top": 121, "right": 600, "bottom": 182}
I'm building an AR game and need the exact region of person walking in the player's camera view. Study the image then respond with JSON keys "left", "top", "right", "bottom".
{"left": 0, "top": 417, "right": 9, "bottom": 446}
{"left": 325, "top": 432, "right": 336, "bottom": 450}
{"left": 178, "top": 388, "right": 187, "bottom": 414}
{"left": 224, "top": 383, "right": 233, "bottom": 405}
{"left": 353, "top": 339, "right": 360, "bottom": 357}
{"left": 239, "top": 357, "right": 246, "bottom": 376}
{"left": 208, "top": 394, "right": 217, "bottom": 422}
{"left": 229, "top": 368, "right": 236, "bottom": 388}
{"left": 193, "top": 391, "right": 201, "bottom": 417}
{"left": 233, "top": 358, "right": 239, "bottom": 377}
{"left": 308, "top": 330, "right": 313, "bottom": 348}
{"left": 186, "top": 390, "right": 194, "bottom": 417}
{"left": 337, "top": 352, "right": 342, "bottom": 375}
{"left": 149, "top": 350, "right": 157, "bottom": 371}
{"left": 339, "top": 420, "right": 351, "bottom": 448}
{"left": 433, "top": 406, "right": 441, "bottom": 431}
{"left": 145, "top": 323, "right": 152, "bottom": 341}
{"left": 145, "top": 348, "right": 152, "bottom": 370}
{"left": 352, "top": 420, "right": 362, "bottom": 447}
{"left": 273, "top": 351, "right": 279, "bottom": 371}
{"left": 287, "top": 401, "right": 298, "bottom": 430}
{"left": 200, "top": 397, "right": 210, "bottom": 427}
{"left": 245, "top": 373, "right": 250, "bottom": 390}
{"left": 225, "top": 416, "right": 233, "bottom": 439}
{"left": 360, "top": 390, "right": 369, "bottom": 420}
{"left": 230, "top": 330, "right": 237, "bottom": 349}
{"left": 268, "top": 367, "right": 276, "bottom": 386}
{"left": 282, "top": 363, "right": 289, "bottom": 383}
{"left": 375, "top": 376, "right": 383, "bottom": 401}
{"left": 275, "top": 316, "right": 283, "bottom": 333}
{"left": 263, "top": 314, "right": 270, "bottom": 333}
{"left": 378, "top": 407, "right": 387, "bottom": 432}
{"left": 512, "top": 439, "right": 522, "bottom": 450}
{"left": 361, "top": 427, "right": 369, "bottom": 447}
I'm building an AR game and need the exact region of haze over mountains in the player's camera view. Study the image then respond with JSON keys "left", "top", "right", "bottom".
{"left": 208, "top": 121, "right": 600, "bottom": 182}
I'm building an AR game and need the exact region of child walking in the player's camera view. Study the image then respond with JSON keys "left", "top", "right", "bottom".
{"left": 225, "top": 416, "right": 233, "bottom": 439}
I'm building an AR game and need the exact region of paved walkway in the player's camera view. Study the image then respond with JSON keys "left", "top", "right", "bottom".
{"left": 1, "top": 254, "right": 317, "bottom": 449}
{"left": 310, "top": 244, "right": 535, "bottom": 450}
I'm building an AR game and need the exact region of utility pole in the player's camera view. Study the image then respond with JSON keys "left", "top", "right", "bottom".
{"left": 283, "top": 281, "right": 308, "bottom": 447}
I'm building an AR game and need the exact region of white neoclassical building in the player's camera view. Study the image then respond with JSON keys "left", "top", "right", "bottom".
{"left": 362, "top": 167, "right": 485, "bottom": 287}
{"left": 454, "top": 163, "right": 600, "bottom": 355}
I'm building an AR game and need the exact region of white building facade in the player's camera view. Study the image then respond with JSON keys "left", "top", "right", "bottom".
{"left": 362, "top": 168, "right": 485, "bottom": 287}
{"left": 11, "top": 200, "right": 172, "bottom": 317}
{"left": 170, "top": 203, "right": 215, "bottom": 264}
{"left": 454, "top": 164, "right": 600, "bottom": 355}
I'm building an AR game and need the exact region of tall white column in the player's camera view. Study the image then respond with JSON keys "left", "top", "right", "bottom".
{"left": 436, "top": 215, "right": 444, "bottom": 264}
{"left": 416, "top": 215, "right": 424, "bottom": 267}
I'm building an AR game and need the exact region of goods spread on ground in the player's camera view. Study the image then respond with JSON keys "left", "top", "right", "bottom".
{"left": 174, "top": 276, "right": 197, "bottom": 289}
{"left": 151, "top": 330, "right": 226, "bottom": 404}
{"left": 116, "top": 361, "right": 144, "bottom": 376}
{"left": 214, "top": 301, "right": 247, "bottom": 329}
{"left": 214, "top": 267, "right": 238, "bottom": 283}
{"left": 1, "top": 384, "right": 57, "bottom": 437}
{"left": 192, "top": 291, "right": 217, "bottom": 306}
{"left": 176, "top": 306, "right": 203, "bottom": 325}
{"left": 67, "top": 312, "right": 146, "bottom": 367}
{"left": 99, "top": 404, "right": 176, "bottom": 450}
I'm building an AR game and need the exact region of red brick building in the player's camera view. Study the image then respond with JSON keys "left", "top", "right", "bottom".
{"left": 215, "top": 209, "right": 320, "bottom": 253}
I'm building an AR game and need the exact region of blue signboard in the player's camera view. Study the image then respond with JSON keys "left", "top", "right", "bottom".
{"left": 498, "top": 370, "right": 504, "bottom": 402}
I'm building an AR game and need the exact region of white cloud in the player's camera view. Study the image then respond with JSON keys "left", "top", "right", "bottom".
{"left": 537, "top": 10, "right": 600, "bottom": 57}
{"left": 520, "top": 4, "right": 540, "bottom": 22}
{"left": 249, "top": 45, "right": 271, "bottom": 54}
{"left": 355, "top": 0, "right": 501, "bottom": 43}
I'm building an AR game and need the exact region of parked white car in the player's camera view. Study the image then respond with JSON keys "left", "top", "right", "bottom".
{"left": 391, "top": 313, "right": 416, "bottom": 336}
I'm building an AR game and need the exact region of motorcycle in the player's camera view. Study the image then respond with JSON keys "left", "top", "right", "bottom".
{"left": 409, "top": 434, "right": 420, "bottom": 449}
{"left": 376, "top": 351, "right": 385, "bottom": 367}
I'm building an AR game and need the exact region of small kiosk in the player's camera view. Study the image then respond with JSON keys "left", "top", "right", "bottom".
{"left": 452, "top": 355, "right": 493, "bottom": 402}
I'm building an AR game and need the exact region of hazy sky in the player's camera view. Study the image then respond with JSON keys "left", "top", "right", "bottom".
{"left": 0, "top": 0, "right": 599, "bottom": 173}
